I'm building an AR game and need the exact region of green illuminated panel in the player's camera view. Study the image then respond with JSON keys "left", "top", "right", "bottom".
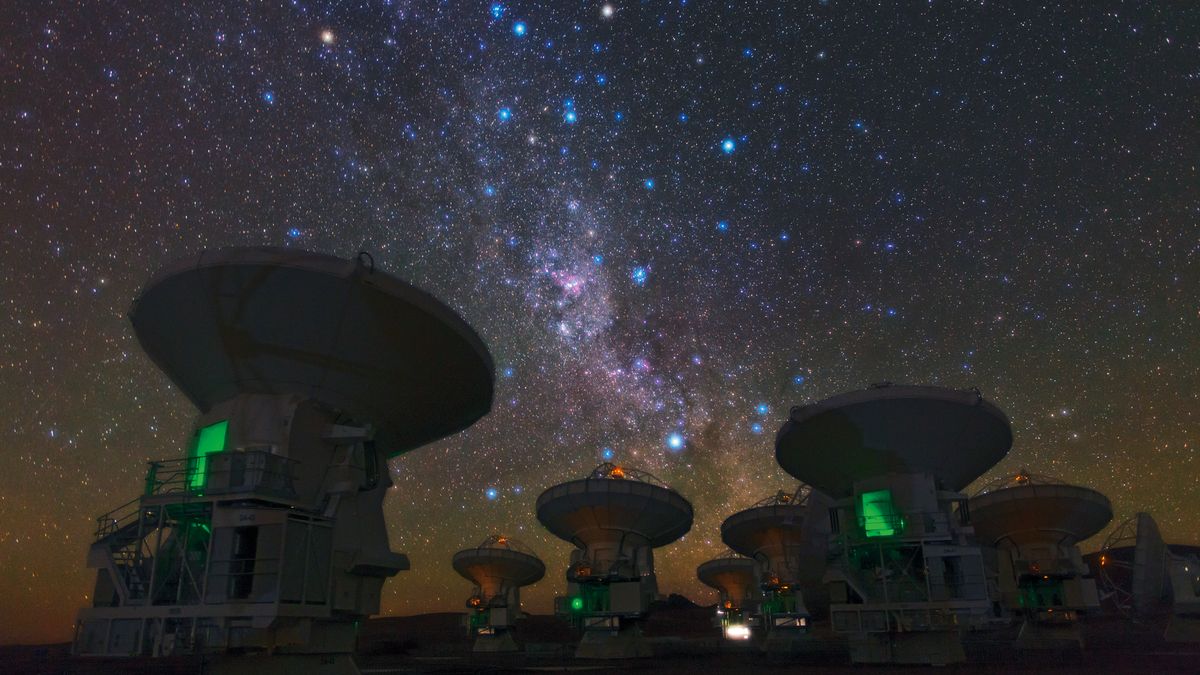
{"left": 1018, "top": 578, "right": 1066, "bottom": 609}
{"left": 570, "top": 596, "right": 584, "bottom": 611}
{"left": 188, "top": 420, "right": 228, "bottom": 490}
{"left": 859, "top": 489, "right": 905, "bottom": 538}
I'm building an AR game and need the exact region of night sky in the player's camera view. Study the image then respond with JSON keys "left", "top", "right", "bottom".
{"left": 2, "top": 1, "right": 1198, "bottom": 645}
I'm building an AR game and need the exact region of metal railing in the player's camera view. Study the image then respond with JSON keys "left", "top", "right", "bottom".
{"left": 145, "top": 450, "right": 298, "bottom": 500}
{"left": 95, "top": 498, "right": 156, "bottom": 541}
{"left": 94, "top": 450, "right": 298, "bottom": 544}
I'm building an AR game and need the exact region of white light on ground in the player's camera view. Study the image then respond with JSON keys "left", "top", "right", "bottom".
{"left": 725, "top": 624, "right": 751, "bottom": 640}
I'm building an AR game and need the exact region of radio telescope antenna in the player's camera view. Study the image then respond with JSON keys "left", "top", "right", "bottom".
{"left": 536, "top": 462, "right": 693, "bottom": 658}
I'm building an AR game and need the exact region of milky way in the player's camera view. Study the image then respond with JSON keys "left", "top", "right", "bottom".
{"left": 1, "top": 2, "right": 1198, "bottom": 644}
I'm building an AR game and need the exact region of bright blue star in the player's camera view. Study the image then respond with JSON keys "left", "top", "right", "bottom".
{"left": 596, "top": 73, "right": 607, "bottom": 85}
{"left": 614, "top": 111, "right": 624, "bottom": 121}
{"left": 631, "top": 266, "right": 648, "bottom": 285}
{"left": 793, "top": 375, "right": 806, "bottom": 385}
{"left": 666, "top": 432, "right": 685, "bottom": 452}
{"left": 563, "top": 97, "right": 575, "bottom": 109}
{"left": 750, "top": 423, "right": 764, "bottom": 434}
{"left": 490, "top": 3, "right": 504, "bottom": 19}
{"left": 743, "top": 47, "right": 754, "bottom": 58}
{"left": 512, "top": 485, "right": 523, "bottom": 494}
{"left": 485, "top": 487, "right": 499, "bottom": 500}
{"left": 755, "top": 403, "right": 769, "bottom": 415}
{"left": 592, "top": 254, "right": 604, "bottom": 265}
{"left": 678, "top": 112, "right": 689, "bottom": 122}
{"left": 261, "top": 90, "right": 275, "bottom": 104}
{"left": 643, "top": 178, "right": 655, "bottom": 190}
{"left": 512, "top": 21, "right": 527, "bottom": 36}
{"left": 286, "top": 227, "right": 301, "bottom": 239}
{"left": 497, "top": 107, "right": 512, "bottom": 122}
{"left": 502, "top": 367, "right": 514, "bottom": 377}
{"left": 601, "top": 447, "right": 615, "bottom": 461}
{"left": 721, "top": 138, "right": 736, "bottom": 154}
{"left": 884, "top": 242, "right": 896, "bottom": 251}
{"left": 717, "top": 220, "right": 730, "bottom": 231}
{"left": 483, "top": 185, "right": 496, "bottom": 197}
{"left": 564, "top": 110, "right": 577, "bottom": 124}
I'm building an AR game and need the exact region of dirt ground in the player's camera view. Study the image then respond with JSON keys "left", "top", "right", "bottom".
{"left": 6, "top": 608, "right": 1197, "bottom": 674}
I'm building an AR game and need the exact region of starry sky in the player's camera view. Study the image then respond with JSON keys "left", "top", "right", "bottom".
{"left": 2, "top": 1, "right": 1198, "bottom": 645}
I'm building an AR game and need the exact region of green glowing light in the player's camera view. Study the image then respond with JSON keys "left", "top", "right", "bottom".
{"left": 187, "top": 420, "right": 228, "bottom": 490}
{"left": 570, "top": 596, "right": 584, "bottom": 611}
{"left": 859, "top": 489, "right": 904, "bottom": 538}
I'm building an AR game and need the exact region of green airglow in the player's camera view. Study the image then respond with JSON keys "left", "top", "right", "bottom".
{"left": 860, "top": 489, "right": 904, "bottom": 538}
{"left": 188, "top": 420, "right": 228, "bottom": 490}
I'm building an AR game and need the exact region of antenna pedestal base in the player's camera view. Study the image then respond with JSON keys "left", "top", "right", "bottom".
{"left": 473, "top": 632, "right": 519, "bottom": 653}
{"left": 761, "top": 626, "right": 814, "bottom": 654}
{"left": 574, "top": 621, "right": 651, "bottom": 659}
{"left": 847, "top": 631, "right": 966, "bottom": 666}
{"left": 1014, "top": 619, "right": 1084, "bottom": 652}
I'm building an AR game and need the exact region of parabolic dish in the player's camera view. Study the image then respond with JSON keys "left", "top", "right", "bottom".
{"left": 970, "top": 483, "right": 1113, "bottom": 548}
{"left": 536, "top": 476, "right": 693, "bottom": 549}
{"left": 452, "top": 541, "right": 546, "bottom": 591}
{"left": 1132, "top": 512, "right": 1170, "bottom": 614}
{"left": 697, "top": 556, "right": 759, "bottom": 596}
{"left": 720, "top": 503, "right": 827, "bottom": 574}
{"left": 775, "top": 385, "right": 1012, "bottom": 496}
{"left": 130, "top": 247, "right": 494, "bottom": 456}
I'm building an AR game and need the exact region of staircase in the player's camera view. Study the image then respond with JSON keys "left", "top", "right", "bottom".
{"left": 89, "top": 499, "right": 159, "bottom": 605}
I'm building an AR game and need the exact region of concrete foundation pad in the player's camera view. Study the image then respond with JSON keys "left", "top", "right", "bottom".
{"left": 1165, "top": 616, "right": 1200, "bottom": 643}
{"left": 208, "top": 653, "right": 359, "bottom": 675}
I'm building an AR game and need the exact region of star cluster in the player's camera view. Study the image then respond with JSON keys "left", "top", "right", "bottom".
{"left": 1, "top": 2, "right": 1198, "bottom": 644}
